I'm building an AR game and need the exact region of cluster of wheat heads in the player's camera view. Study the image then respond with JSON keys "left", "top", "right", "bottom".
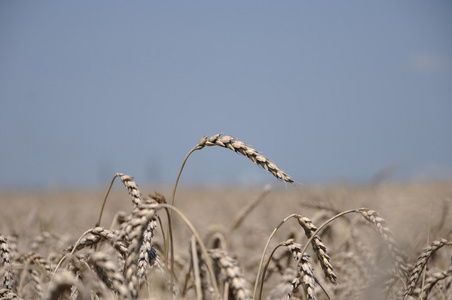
{"left": 0, "top": 133, "right": 451, "bottom": 300}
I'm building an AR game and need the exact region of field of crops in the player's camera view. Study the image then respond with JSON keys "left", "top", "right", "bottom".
{"left": 1, "top": 134, "right": 451, "bottom": 299}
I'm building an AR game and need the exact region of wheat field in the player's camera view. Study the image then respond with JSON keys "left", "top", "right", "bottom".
{"left": 1, "top": 134, "right": 451, "bottom": 300}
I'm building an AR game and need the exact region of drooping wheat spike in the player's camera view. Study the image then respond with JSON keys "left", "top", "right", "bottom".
{"left": 65, "top": 227, "right": 128, "bottom": 258}
{"left": 198, "top": 133, "right": 293, "bottom": 183}
{"left": 124, "top": 203, "right": 158, "bottom": 299}
{"left": 419, "top": 265, "right": 452, "bottom": 300}
{"left": 297, "top": 217, "right": 337, "bottom": 284}
{"left": 0, "top": 235, "right": 15, "bottom": 292}
{"left": 404, "top": 238, "right": 452, "bottom": 297}
{"left": 208, "top": 248, "right": 253, "bottom": 300}
{"left": 282, "top": 239, "right": 317, "bottom": 300}
{"left": 88, "top": 251, "right": 131, "bottom": 298}
{"left": 117, "top": 173, "right": 143, "bottom": 207}
{"left": 358, "top": 208, "right": 407, "bottom": 278}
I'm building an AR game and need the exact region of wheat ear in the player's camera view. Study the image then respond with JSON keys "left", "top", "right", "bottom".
{"left": 419, "top": 265, "right": 452, "bottom": 300}
{"left": 65, "top": 227, "right": 127, "bottom": 258}
{"left": 297, "top": 217, "right": 337, "bottom": 284}
{"left": 99, "top": 173, "right": 159, "bottom": 281}
{"left": 201, "top": 133, "right": 293, "bottom": 182}
{"left": 96, "top": 172, "right": 143, "bottom": 227}
{"left": 0, "top": 288, "right": 22, "bottom": 299}
{"left": 358, "top": 208, "right": 407, "bottom": 278}
{"left": 88, "top": 251, "right": 130, "bottom": 298}
{"left": 14, "top": 253, "right": 49, "bottom": 299}
{"left": 124, "top": 203, "right": 158, "bottom": 298}
{"left": 0, "top": 235, "right": 15, "bottom": 292}
{"left": 208, "top": 249, "right": 253, "bottom": 300}
{"left": 282, "top": 239, "right": 317, "bottom": 300}
{"left": 404, "top": 238, "right": 452, "bottom": 297}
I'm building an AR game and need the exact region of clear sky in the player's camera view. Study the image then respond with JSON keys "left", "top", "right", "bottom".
{"left": 1, "top": 1, "right": 451, "bottom": 188}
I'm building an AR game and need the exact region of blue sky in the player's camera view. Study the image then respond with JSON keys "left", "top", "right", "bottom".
{"left": 1, "top": 1, "right": 451, "bottom": 188}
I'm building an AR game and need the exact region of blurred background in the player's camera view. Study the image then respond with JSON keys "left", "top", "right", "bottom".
{"left": 1, "top": 1, "right": 451, "bottom": 189}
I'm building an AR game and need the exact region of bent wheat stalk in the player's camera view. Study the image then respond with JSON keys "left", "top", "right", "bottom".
{"left": 254, "top": 213, "right": 300, "bottom": 300}
{"left": 168, "top": 133, "right": 294, "bottom": 296}
{"left": 171, "top": 133, "right": 293, "bottom": 209}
